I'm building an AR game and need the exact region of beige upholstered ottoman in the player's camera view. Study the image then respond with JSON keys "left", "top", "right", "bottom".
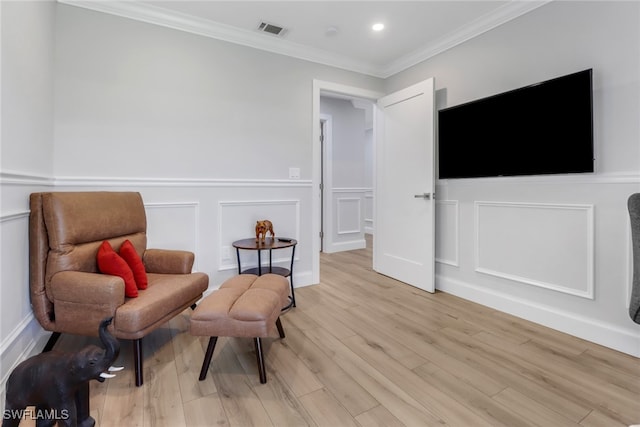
{"left": 190, "top": 274, "right": 289, "bottom": 383}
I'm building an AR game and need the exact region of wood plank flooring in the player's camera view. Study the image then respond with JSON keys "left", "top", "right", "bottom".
{"left": 36, "top": 239, "right": 640, "bottom": 426}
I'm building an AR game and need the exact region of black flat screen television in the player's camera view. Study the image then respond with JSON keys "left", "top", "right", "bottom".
{"left": 438, "top": 69, "right": 594, "bottom": 179}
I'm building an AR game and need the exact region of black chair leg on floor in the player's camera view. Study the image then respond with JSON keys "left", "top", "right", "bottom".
{"left": 276, "top": 317, "right": 285, "bottom": 339}
{"left": 42, "top": 332, "right": 61, "bottom": 353}
{"left": 133, "top": 339, "right": 143, "bottom": 387}
{"left": 254, "top": 338, "right": 267, "bottom": 384}
{"left": 199, "top": 337, "right": 218, "bottom": 381}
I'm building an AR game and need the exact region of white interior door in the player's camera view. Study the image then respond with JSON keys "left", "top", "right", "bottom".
{"left": 374, "top": 78, "right": 435, "bottom": 292}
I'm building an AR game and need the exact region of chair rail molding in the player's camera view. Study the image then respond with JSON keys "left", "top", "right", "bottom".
{"left": 0, "top": 211, "right": 30, "bottom": 223}
{"left": 0, "top": 171, "right": 54, "bottom": 186}
{"left": 53, "top": 176, "right": 312, "bottom": 188}
{"left": 437, "top": 171, "right": 640, "bottom": 187}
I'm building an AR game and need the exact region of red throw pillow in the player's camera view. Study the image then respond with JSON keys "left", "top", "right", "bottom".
{"left": 119, "top": 239, "right": 148, "bottom": 290}
{"left": 97, "top": 240, "right": 138, "bottom": 298}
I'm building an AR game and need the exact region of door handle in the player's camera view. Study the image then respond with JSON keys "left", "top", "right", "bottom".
{"left": 414, "top": 193, "right": 432, "bottom": 200}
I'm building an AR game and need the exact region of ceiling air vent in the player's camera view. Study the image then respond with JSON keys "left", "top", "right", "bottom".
{"left": 258, "top": 21, "right": 286, "bottom": 36}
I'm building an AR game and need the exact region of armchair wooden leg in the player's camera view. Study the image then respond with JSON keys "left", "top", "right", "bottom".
{"left": 133, "top": 339, "right": 143, "bottom": 387}
{"left": 199, "top": 337, "right": 218, "bottom": 381}
{"left": 42, "top": 332, "right": 61, "bottom": 353}
{"left": 276, "top": 317, "right": 285, "bottom": 339}
{"left": 254, "top": 338, "right": 267, "bottom": 384}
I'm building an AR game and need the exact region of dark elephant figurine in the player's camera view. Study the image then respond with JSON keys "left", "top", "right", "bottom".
{"left": 2, "top": 317, "right": 122, "bottom": 427}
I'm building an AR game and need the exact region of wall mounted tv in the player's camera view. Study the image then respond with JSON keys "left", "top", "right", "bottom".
{"left": 438, "top": 69, "right": 594, "bottom": 179}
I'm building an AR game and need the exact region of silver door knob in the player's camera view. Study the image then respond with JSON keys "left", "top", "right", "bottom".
{"left": 414, "top": 193, "right": 432, "bottom": 200}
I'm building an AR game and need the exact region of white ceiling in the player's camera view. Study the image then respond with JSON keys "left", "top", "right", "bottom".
{"left": 61, "top": 0, "right": 548, "bottom": 78}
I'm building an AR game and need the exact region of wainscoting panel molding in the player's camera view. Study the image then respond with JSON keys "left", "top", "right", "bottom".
{"left": 364, "top": 192, "right": 374, "bottom": 234}
{"left": 323, "top": 188, "right": 370, "bottom": 253}
{"left": 435, "top": 200, "right": 459, "bottom": 267}
{"left": 1, "top": 211, "right": 31, "bottom": 339}
{"left": 0, "top": 210, "right": 45, "bottom": 394}
{"left": 475, "top": 201, "right": 594, "bottom": 299}
{"left": 144, "top": 202, "right": 200, "bottom": 271}
{"left": 337, "top": 197, "right": 361, "bottom": 235}
{"left": 218, "top": 200, "right": 300, "bottom": 271}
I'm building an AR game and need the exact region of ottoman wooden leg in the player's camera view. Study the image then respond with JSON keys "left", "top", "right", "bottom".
{"left": 254, "top": 338, "right": 267, "bottom": 384}
{"left": 199, "top": 337, "right": 218, "bottom": 381}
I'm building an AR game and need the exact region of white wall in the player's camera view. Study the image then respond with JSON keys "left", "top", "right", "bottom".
{"left": 386, "top": 1, "right": 640, "bottom": 356}
{"left": 53, "top": 5, "right": 383, "bottom": 180}
{"left": 0, "top": 0, "right": 57, "bottom": 405}
{"left": 2, "top": 3, "right": 639, "bottom": 403}
{"left": 50, "top": 2, "right": 381, "bottom": 284}
{"left": 0, "top": 1, "right": 384, "bottom": 400}
{"left": 320, "top": 97, "right": 371, "bottom": 251}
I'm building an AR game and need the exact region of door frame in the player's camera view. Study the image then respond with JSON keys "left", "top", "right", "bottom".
{"left": 312, "top": 80, "right": 384, "bottom": 284}
{"left": 320, "top": 113, "right": 332, "bottom": 254}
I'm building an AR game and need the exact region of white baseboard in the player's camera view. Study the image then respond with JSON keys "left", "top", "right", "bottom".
{"left": 436, "top": 274, "right": 640, "bottom": 357}
{"left": 293, "top": 270, "right": 315, "bottom": 288}
{"left": 324, "top": 239, "right": 366, "bottom": 254}
{"left": 1, "top": 316, "right": 49, "bottom": 411}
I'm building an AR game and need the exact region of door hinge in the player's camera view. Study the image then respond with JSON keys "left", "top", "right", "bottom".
{"left": 319, "top": 231, "right": 324, "bottom": 238}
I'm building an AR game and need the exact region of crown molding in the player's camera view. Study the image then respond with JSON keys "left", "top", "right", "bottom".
{"left": 58, "top": 0, "right": 550, "bottom": 79}
{"left": 382, "top": 1, "right": 551, "bottom": 77}
{"left": 58, "top": 0, "right": 383, "bottom": 77}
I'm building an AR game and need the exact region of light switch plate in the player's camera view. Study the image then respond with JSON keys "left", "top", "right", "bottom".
{"left": 289, "top": 167, "right": 300, "bottom": 179}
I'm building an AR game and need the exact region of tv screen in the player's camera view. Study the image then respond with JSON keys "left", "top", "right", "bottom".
{"left": 438, "top": 69, "right": 594, "bottom": 179}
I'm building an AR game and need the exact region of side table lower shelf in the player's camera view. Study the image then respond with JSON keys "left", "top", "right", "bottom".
{"left": 241, "top": 267, "right": 290, "bottom": 277}
{"left": 241, "top": 267, "right": 294, "bottom": 310}
{"left": 233, "top": 237, "right": 297, "bottom": 308}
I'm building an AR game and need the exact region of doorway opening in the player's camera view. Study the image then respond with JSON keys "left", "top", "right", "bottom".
{"left": 311, "top": 80, "right": 383, "bottom": 284}
{"left": 312, "top": 78, "right": 436, "bottom": 293}
{"left": 319, "top": 94, "right": 374, "bottom": 256}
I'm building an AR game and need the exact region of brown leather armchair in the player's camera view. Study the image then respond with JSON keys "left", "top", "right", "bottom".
{"left": 29, "top": 191, "right": 209, "bottom": 386}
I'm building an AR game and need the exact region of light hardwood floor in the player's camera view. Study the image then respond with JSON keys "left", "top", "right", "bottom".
{"left": 40, "top": 239, "right": 640, "bottom": 426}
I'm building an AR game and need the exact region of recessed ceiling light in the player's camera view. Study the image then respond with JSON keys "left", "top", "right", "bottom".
{"left": 372, "top": 23, "right": 385, "bottom": 32}
{"left": 325, "top": 26, "right": 339, "bottom": 37}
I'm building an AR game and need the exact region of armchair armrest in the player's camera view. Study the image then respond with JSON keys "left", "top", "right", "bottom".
{"left": 143, "top": 249, "right": 194, "bottom": 274}
{"left": 51, "top": 271, "right": 125, "bottom": 305}
{"left": 49, "top": 271, "right": 125, "bottom": 336}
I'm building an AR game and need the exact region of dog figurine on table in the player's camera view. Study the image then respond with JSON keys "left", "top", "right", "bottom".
{"left": 255, "top": 220, "right": 275, "bottom": 243}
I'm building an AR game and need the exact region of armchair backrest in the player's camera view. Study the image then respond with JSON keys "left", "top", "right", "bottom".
{"left": 30, "top": 192, "right": 147, "bottom": 331}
